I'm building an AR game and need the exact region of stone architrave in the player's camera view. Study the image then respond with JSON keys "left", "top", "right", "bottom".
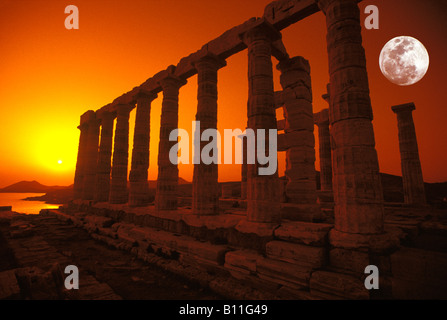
{"left": 316, "top": 0, "right": 385, "bottom": 235}
{"left": 240, "top": 20, "right": 281, "bottom": 223}
{"left": 392, "top": 103, "right": 426, "bottom": 206}
{"left": 155, "top": 74, "right": 187, "bottom": 211}
{"left": 109, "top": 104, "right": 132, "bottom": 204}
{"left": 192, "top": 54, "right": 226, "bottom": 215}
{"left": 129, "top": 91, "right": 157, "bottom": 207}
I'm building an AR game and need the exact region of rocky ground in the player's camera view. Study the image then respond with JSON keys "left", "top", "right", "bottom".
{"left": 0, "top": 211, "right": 221, "bottom": 300}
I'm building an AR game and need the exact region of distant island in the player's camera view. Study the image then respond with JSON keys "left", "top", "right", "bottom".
{"left": 1, "top": 174, "right": 446, "bottom": 207}
{"left": 0, "top": 181, "right": 68, "bottom": 193}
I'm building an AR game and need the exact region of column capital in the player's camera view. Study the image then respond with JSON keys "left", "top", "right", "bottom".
{"left": 392, "top": 102, "right": 416, "bottom": 114}
{"left": 276, "top": 56, "right": 310, "bottom": 74}
{"left": 192, "top": 52, "right": 227, "bottom": 71}
{"left": 116, "top": 103, "right": 133, "bottom": 116}
{"left": 158, "top": 73, "right": 187, "bottom": 90}
{"left": 239, "top": 18, "right": 281, "bottom": 45}
{"left": 134, "top": 89, "right": 158, "bottom": 102}
{"left": 314, "top": 108, "right": 330, "bottom": 126}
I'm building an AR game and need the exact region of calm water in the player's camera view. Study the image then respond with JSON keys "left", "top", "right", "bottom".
{"left": 0, "top": 193, "right": 61, "bottom": 214}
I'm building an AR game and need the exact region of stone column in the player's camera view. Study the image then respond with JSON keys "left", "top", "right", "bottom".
{"left": 109, "top": 104, "right": 132, "bottom": 204}
{"left": 240, "top": 20, "right": 281, "bottom": 223}
{"left": 314, "top": 108, "right": 332, "bottom": 191}
{"left": 192, "top": 54, "right": 226, "bottom": 215}
{"left": 277, "top": 56, "right": 319, "bottom": 217}
{"left": 129, "top": 91, "right": 157, "bottom": 207}
{"left": 392, "top": 103, "right": 426, "bottom": 206}
{"left": 241, "top": 135, "right": 248, "bottom": 200}
{"left": 316, "top": 0, "right": 385, "bottom": 236}
{"left": 94, "top": 111, "right": 114, "bottom": 202}
{"left": 155, "top": 74, "right": 187, "bottom": 211}
{"left": 73, "top": 112, "right": 93, "bottom": 199}
{"left": 82, "top": 115, "right": 101, "bottom": 200}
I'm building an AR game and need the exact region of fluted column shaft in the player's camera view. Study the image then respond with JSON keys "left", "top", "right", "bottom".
{"left": 82, "top": 117, "right": 100, "bottom": 200}
{"left": 129, "top": 92, "right": 157, "bottom": 207}
{"left": 73, "top": 121, "right": 89, "bottom": 199}
{"left": 241, "top": 21, "right": 281, "bottom": 223}
{"left": 155, "top": 75, "right": 186, "bottom": 211}
{"left": 109, "top": 104, "right": 132, "bottom": 204}
{"left": 314, "top": 108, "right": 333, "bottom": 191}
{"left": 277, "top": 56, "right": 318, "bottom": 207}
{"left": 317, "top": 0, "right": 384, "bottom": 234}
{"left": 94, "top": 112, "right": 114, "bottom": 202}
{"left": 192, "top": 55, "right": 226, "bottom": 215}
{"left": 392, "top": 103, "right": 426, "bottom": 205}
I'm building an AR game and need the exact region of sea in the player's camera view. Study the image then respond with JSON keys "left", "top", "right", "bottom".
{"left": 0, "top": 193, "right": 61, "bottom": 214}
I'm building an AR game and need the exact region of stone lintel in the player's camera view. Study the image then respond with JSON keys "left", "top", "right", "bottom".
{"left": 264, "top": 0, "right": 320, "bottom": 30}
{"left": 314, "top": 108, "right": 330, "bottom": 125}
{"left": 392, "top": 102, "right": 416, "bottom": 114}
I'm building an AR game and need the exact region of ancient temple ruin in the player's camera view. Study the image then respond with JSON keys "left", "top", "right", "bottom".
{"left": 65, "top": 0, "right": 447, "bottom": 299}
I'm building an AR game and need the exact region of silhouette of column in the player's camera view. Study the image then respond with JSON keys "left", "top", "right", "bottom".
{"left": 316, "top": 0, "right": 384, "bottom": 235}
{"left": 241, "top": 134, "right": 248, "bottom": 200}
{"left": 73, "top": 111, "right": 94, "bottom": 199}
{"left": 94, "top": 111, "right": 114, "bottom": 202}
{"left": 392, "top": 103, "right": 426, "bottom": 206}
{"left": 109, "top": 104, "right": 132, "bottom": 204}
{"left": 240, "top": 20, "right": 281, "bottom": 223}
{"left": 192, "top": 54, "right": 226, "bottom": 215}
{"left": 129, "top": 91, "right": 157, "bottom": 207}
{"left": 155, "top": 74, "right": 187, "bottom": 211}
{"left": 277, "top": 57, "right": 319, "bottom": 214}
{"left": 82, "top": 115, "right": 100, "bottom": 200}
{"left": 314, "top": 108, "right": 332, "bottom": 191}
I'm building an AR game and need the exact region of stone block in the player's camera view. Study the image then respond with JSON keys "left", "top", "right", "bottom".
{"left": 0, "top": 269, "right": 21, "bottom": 299}
{"left": 310, "top": 271, "right": 369, "bottom": 300}
{"left": 256, "top": 256, "right": 311, "bottom": 289}
{"left": 274, "top": 221, "right": 332, "bottom": 246}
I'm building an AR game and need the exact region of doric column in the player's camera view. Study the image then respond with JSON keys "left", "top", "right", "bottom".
{"left": 129, "top": 91, "right": 157, "bottom": 207}
{"left": 192, "top": 54, "right": 226, "bottom": 215}
{"left": 316, "top": 0, "right": 384, "bottom": 235}
{"left": 94, "top": 111, "right": 115, "bottom": 202}
{"left": 82, "top": 115, "right": 100, "bottom": 200}
{"left": 155, "top": 74, "right": 187, "bottom": 211}
{"left": 392, "top": 103, "right": 426, "bottom": 206}
{"left": 109, "top": 104, "right": 132, "bottom": 204}
{"left": 314, "top": 107, "right": 332, "bottom": 191}
{"left": 241, "top": 135, "right": 248, "bottom": 200}
{"left": 277, "top": 56, "right": 319, "bottom": 213}
{"left": 240, "top": 20, "right": 281, "bottom": 223}
{"left": 73, "top": 111, "right": 94, "bottom": 199}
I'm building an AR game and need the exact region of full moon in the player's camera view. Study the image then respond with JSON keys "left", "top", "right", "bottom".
{"left": 379, "top": 36, "right": 429, "bottom": 86}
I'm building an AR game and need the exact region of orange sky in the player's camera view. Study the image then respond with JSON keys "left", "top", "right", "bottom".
{"left": 0, "top": 0, "right": 446, "bottom": 188}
